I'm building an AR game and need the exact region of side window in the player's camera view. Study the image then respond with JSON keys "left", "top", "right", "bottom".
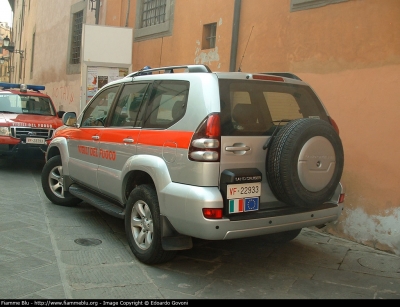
{"left": 110, "top": 83, "right": 150, "bottom": 127}
{"left": 143, "top": 81, "right": 189, "bottom": 129}
{"left": 202, "top": 23, "right": 217, "bottom": 49}
{"left": 81, "top": 86, "right": 119, "bottom": 127}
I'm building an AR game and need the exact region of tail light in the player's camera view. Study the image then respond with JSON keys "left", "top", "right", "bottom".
{"left": 188, "top": 113, "right": 221, "bottom": 162}
{"left": 339, "top": 193, "right": 345, "bottom": 204}
{"left": 328, "top": 116, "right": 340, "bottom": 134}
{"left": 253, "top": 74, "right": 284, "bottom": 82}
{"left": 202, "top": 208, "right": 223, "bottom": 219}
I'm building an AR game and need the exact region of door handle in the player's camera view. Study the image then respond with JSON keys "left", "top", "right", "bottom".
{"left": 123, "top": 138, "right": 134, "bottom": 143}
{"left": 92, "top": 135, "right": 100, "bottom": 140}
{"left": 225, "top": 144, "right": 250, "bottom": 152}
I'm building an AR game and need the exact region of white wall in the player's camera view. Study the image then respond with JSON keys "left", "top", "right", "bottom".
{"left": 80, "top": 24, "right": 133, "bottom": 111}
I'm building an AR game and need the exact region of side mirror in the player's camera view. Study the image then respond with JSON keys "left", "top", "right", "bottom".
{"left": 57, "top": 110, "right": 65, "bottom": 118}
{"left": 62, "top": 112, "right": 77, "bottom": 126}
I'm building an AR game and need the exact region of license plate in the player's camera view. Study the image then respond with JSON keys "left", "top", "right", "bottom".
{"left": 26, "top": 137, "right": 46, "bottom": 144}
{"left": 227, "top": 182, "right": 261, "bottom": 199}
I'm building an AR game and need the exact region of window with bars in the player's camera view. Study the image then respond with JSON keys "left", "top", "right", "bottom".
{"left": 290, "top": 0, "right": 348, "bottom": 12}
{"left": 141, "top": 0, "right": 167, "bottom": 28}
{"left": 134, "top": 0, "right": 174, "bottom": 41}
{"left": 67, "top": 1, "right": 85, "bottom": 74}
{"left": 70, "top": 10, "right": 83, "bottom": 64}
{"left": 202, "top": 23, "right": 217, "bottom": 49}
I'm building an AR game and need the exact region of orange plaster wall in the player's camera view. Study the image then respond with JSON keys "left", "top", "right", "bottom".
{"left": 236, "top": 0, "right": 400, "bottom": 73}
{"left": 104, "top": 0, "right": 125, "bottom": 27}
{"left": 300, "top": 65, "right": 400, "bottom": 254}
{"left": 130, "top": 0, "right": 235, "bottom": 71}
{"left": 301, "top": 64, "right": 400, "bottom": 211}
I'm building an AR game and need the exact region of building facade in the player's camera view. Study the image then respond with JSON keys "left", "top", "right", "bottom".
{"left": 7, "top": 0, "right": 400, "bottom": 255}
{"left": 0, "top": 22, "right": 11, "bottom": 82}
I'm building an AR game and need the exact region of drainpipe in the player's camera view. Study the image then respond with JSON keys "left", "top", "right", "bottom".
{"left": 229, "top": 0, "right": 241, "bottom": 72}
{"left": 125, "top": 0, "right": 131, "bottom": 27}
{"left": 95, "top": 0, "right": 100, "bottom": 24}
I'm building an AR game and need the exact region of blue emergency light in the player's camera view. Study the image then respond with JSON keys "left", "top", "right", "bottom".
{"left": 0, "top": 82, "right": 45, "bottom": 92}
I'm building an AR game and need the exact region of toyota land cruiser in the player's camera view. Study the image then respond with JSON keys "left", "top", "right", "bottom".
{"left": 41, "top": 65, "right": 345, "bottom": 264}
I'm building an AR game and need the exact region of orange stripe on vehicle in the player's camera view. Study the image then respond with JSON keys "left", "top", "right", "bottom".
{"left": 55, "top": 128, "right": 194, "bottom": 149}
{"left": 138, "top": 130, "right": 193, "bottom": 148}
{"left": 99, "top": 129, "right": 140, "bottom": 142}
{"left": 55, "top": 128, "right": 101, "bottom": 141}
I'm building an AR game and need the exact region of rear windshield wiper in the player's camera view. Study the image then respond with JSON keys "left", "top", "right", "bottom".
{"left": 0, "top": 110, "right": 17, "bottom": 114}
{"left": 263, "top": 119, "right": 292, "bottom": 150}
{"left": 271, "top": 119, "right": 292, "bottom": 124}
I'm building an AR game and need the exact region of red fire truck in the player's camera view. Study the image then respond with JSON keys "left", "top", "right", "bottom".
{"left": 0, "top": 82, "right": 65, "bottom": 159}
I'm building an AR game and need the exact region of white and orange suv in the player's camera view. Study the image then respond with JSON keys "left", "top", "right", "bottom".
{"left": 41, "top": 65, "right": 345, "bottom": 264}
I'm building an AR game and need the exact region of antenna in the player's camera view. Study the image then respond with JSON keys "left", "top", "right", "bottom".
{"left": 238, "top": 26, "right": 254, "bottom": 72}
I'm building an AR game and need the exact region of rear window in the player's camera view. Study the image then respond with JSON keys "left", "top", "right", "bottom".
{"left": 218, "top": 79, "right": 329, "bottom": 136}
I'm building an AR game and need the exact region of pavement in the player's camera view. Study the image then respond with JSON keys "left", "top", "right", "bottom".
{"left": 0, "top": 158, "right": 399, "bottom": 300}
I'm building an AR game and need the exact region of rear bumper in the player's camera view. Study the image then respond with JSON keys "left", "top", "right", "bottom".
{"left": 161, "top": 182, "right": 344, "bottom": 240}
{"left": 209, "top": 205, "right": 342, "bottom": 240}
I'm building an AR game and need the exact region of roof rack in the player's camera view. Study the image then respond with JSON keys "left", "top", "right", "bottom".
{"left": 126, "top": 64, "right": 212, "bottom": 78}
{"left": 261, "top": 72, "right": 302, "bottom": 81}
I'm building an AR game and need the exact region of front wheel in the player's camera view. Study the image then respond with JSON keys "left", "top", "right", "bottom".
{"left": 125, "top": 184, "right": 177, "bottom": 264}
{"left": 41, "top": 155, "right": 81, "bottom": 206}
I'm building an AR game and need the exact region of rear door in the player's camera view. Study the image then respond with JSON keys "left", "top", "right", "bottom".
{"left": 96, "top": 82, "right": 151, "bottom": 200}
{"left": 218, "top": 77, "right": 330, "bottom": 213}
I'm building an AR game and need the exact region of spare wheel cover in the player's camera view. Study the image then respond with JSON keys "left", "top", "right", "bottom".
{"left": 298, "top": 136, "right": 336, "bottom": 192}
{"left": 266, "top": 118, "right": 344, "bottom": 208}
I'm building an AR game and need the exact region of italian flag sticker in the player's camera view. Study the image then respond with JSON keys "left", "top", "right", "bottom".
{"left": 229, "top": 199, "right": 244, "bottom": 214}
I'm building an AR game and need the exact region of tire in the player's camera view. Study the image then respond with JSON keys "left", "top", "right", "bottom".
{"left": 41, "top": 155, "right": 81, "bottom": 206}
{"left": 263, "top": 229, "right": 302, "bottom": 244}
{"left": 266, "top": 118, "right": 344, "bottom": 208}
{"left": 125, "top": 184, "right": 177, "bottom": 264}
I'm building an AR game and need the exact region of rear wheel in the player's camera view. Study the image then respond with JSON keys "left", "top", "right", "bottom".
{"left": 125, "top": 184, "right": 177, "bottom": 264}
{"left": 41, "top": 155, "right": 81, "bottom": 206}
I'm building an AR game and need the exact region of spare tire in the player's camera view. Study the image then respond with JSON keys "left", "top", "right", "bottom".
{"left": 266, "top": 118, "right": 344, "bottom": 208}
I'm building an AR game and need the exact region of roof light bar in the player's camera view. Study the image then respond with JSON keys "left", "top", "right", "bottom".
{"left": 0, "top": 82, "right": 45, "bottom": 92}
{"left": 26, "top": 84, "right": 45, "bottom": 91}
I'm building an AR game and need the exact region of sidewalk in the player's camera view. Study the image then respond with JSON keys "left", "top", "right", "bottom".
{"left": 0, "top": 159, "right": 399, "bottom": 299}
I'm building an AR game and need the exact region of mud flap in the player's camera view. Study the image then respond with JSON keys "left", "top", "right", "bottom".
{"left": 161, "top": 215, "right": 193, "bottom": 250}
